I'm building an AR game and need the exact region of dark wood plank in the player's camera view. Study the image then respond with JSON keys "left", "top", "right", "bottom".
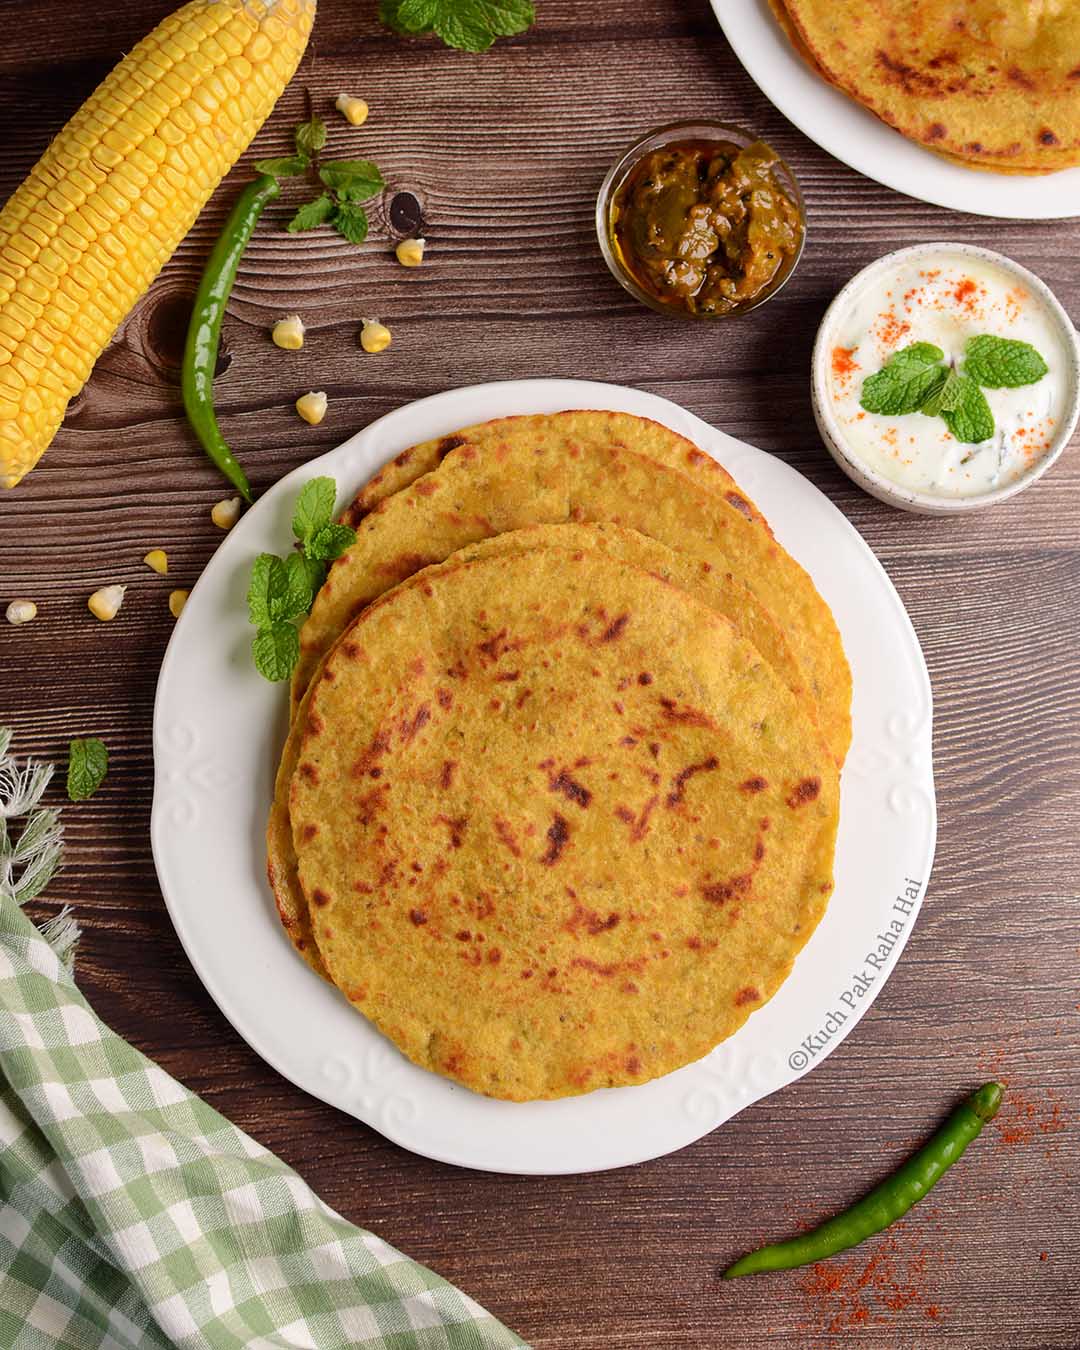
{"left": 2, "top": 1, "right": 1078, "bottom": 1346}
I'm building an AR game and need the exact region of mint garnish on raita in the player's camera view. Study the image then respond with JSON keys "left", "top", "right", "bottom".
{"left": 860, "top": 335, "right": 1048, "bottom": 443}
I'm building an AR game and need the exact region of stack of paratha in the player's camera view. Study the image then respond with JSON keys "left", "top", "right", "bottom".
{"left": 768, "top": 0, "right": 1080, "bottom": 174}
{"left": 268, "top": 412, "right": 850, "bottom": 1101}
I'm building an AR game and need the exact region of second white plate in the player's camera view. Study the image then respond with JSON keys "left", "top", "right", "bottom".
{"left": 713, "top": 0, "right": 1080, "bottom": 220}
{"left": 152, "top": 379, "right": 936, "bottom": 1175}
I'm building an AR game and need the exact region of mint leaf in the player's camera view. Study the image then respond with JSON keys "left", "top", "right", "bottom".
{"left": 319, "top": 161, "right": 385, "bottom": 201}
{"left": 248, "top": 553, "right": 290, "bottom": 628}
{"left": 382, "top": 0, "right": 439, "bottom": 33}
{"left": 253, "top": 623, "right": 300, "bottom": 683}
{"left": 303, "top": 555, "right": 328, "bottom": 596}
{"left": 292, "top": 477, "right": 336, "bottom": 544}
{"left": 332, "top": 202, "right": 369, "bottom": 246}
{"left": 860, "top": 343, "right": 947, "bottom": 417}
{"left": 67, "top": 738, "right": 108, "bottom": 802}
{"left": 247, "top": 477, "right": 353, "bottom": 683}
{"left": 381, "top": 0, "right": 534, "bottom": 51}
{"left": 288, "top": 195, "right": 336, "bottom": 233}
{"left": 254, "top": 154, "right": 310, "bottom": 178}
{"left": 295, "top": 116, "right": 327, "bottom": 159}
{"left": 282, "top": 552, "right": 315, "bottom": 619}
{"left": 307, "top": 522, "right": 357, "bottom": 562}
{"left": 964, "top": 335, "right": 1049, "bottom": 389}
{"left": 942, "top": 375, "right": 995, "bottom": 444}
{"left": 920, "top": 367, "right": 961, "bottom": 418}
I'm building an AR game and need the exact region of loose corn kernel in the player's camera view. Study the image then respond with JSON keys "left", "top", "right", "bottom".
{"left": 395, "top": 237, "right": 425, "bottom": 268}
{"left": 335, "top": 94, "right": 369, "bottom": 127}
{"left": 211, "top": 495, "right": 243, "bottom": 530}
{"left": 168, "top": 589, "right": 189, "bottom": 619}
{"left": 6, "top": 599, "right": 37, "bottom": 625}
{"left": 143, "top": 549, "right": 168, "bottom": 575}
{"left": 272, "top": 314, "right": 305, "bottom": 350}
{"left": 87, "top": 584, "right": 125, "bottom": 622}
{"left": 359, "top": 318, "right": 391, "bottom": 353}
{"left": 296, "top": 390, "right": 327, "bottom": 425}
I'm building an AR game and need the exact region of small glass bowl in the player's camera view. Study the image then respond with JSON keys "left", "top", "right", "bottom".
{"left": 595, "top": 119, "right": 807, "bottom": 320}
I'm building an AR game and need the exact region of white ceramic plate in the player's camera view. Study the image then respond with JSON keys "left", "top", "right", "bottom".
{"left": 712, "top": 0, "right": 1080, "bottom": 220}
{"left": 151, "top": 379, "right": 936, "bottom": 1176}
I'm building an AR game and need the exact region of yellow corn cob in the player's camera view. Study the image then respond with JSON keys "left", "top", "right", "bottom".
{"left": 0, "top": 0, "right": 316, "bottom": 489}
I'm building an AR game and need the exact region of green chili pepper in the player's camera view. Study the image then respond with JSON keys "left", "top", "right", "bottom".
{"left": 181, "top": 173, "right": 281, "bottom": 503}
{"left": 723, "top": 1081, "right": 1004, "bottom": 1279}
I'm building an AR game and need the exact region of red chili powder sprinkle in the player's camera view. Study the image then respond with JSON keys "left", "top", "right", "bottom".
{"left": 995, "top": 1088, "right": 1067, "bottom": 1147}
{"left": 874, "top": 309, "right": 911, "bottom": 348}
{"left": 794, "top": 1226, "right": 945, "bottom": 1335}
{"left": 953, "top": 276, "right": 981, "bottom": 314}
{"left": 832, "top": 346, "right": 858, "bottom": 380}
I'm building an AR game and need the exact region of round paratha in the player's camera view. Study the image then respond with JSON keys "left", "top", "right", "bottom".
{"left": 268, "top": 523, "right": 815, "bottom": 978}
{"left": 290, "top": 548, "right": 839, "bottom": 1100}
{"left": 293, "top": 436, "right": 852, "bottom": 763}
{"left": 777, "top": 0, "right": 1080, "bottom": 172}
{"left": 341, "top": 410, "right": 769, "bottom": 529}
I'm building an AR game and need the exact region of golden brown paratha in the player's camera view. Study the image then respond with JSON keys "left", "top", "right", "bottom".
{"left": 268, "top": 523, "right": 816, "bottom": 978}
{"left": 290, "top": 548, "right": 839, "bottom": 1100}
{"left": 294, "top": 438, "right": 852, "bottom": 763}
{"left": 342, "top": 411, "right": 768, "bottom": 529}
{"left": 776, "top": 0, "right": 1080, "bottom": 172}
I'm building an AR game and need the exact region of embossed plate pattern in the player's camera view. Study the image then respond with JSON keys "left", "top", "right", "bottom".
{"left": 712, "top": 0, "right": 1080, "bottom": 220}
{"left": 151, "top": 380, "right": 936, "bottom": 1175}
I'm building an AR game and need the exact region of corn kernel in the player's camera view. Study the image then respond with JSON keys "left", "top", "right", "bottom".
{"left": 211, "top": 495, "right": 243, "bottom": 529}
{"left": 87, "top": 584, "right": 125, "bottom": 622}
{"left": 143, "top": 549, "right": 168, "bottom": 574}
{"left": 272, "top": 314, "right": 305, "bottom": 350}
{"left": 359, "top": 318, "right": 391, "bottom": 353}
{"left": 169, "top": 589, "right": 189, "bottom": 619}
{"left": 335, "top": 94, "right": 369, "bottom": 127}
{"left": 395, "top": 237, "right": 425, "bottom": 268}
{"left": 296, "top": 390, "right": 327, "bottom": 425}
{"left": 5, "top": 599, "right": 37, "bottom": 626}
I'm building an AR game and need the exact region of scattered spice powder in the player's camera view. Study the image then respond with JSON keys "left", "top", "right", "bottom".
{"left": 873, "top": 307, "right": 911, "bottom": 348}
{"left": 793, "top": 1224, "right": 948, "bottom": 1335}
{"left": 1005, "top": 285, "right": 1028, "bottom": 323}
{"left": 831, "top": 345, "right": 858, "bottom": 385}
{"left": 995, "top": 1088, "right": 1067, "bottom": 1147}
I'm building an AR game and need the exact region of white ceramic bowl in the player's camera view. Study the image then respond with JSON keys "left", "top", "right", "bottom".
{"left": 811, "top": 242, "right": 1080, "bottom": 515}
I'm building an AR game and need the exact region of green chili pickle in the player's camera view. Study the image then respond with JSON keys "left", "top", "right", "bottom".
{"left": 610, "top": 138, "right": 803, "bottom": 317}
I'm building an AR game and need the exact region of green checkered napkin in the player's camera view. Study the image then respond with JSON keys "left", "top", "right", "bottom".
{"left": 0, "top": 732, "right": 525, "bottom": 1350}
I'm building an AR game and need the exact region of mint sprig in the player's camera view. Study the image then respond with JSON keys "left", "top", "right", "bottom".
{"left": 66, "top": 738, "right": 108, "bottom": 802}
{"left": 380, "top": 0, "right": 535, "bottom": 52}
{"left": 859, "top": 335, "right": 1048, "bottom": 444}
{"left": 259, "top": 117, "right": 386, "bottom": 249}
{"left": 248, "top": 478, "right": 357, "bottom": 683}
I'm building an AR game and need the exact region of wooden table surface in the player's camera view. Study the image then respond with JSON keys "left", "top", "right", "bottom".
{"left": 2, "top": 2, "right": 1078, "bottom": 1345}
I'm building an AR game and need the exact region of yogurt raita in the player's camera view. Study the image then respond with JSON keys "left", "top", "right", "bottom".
{"left": 825, "top": 251, "right": 1072, "bottom": 498}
